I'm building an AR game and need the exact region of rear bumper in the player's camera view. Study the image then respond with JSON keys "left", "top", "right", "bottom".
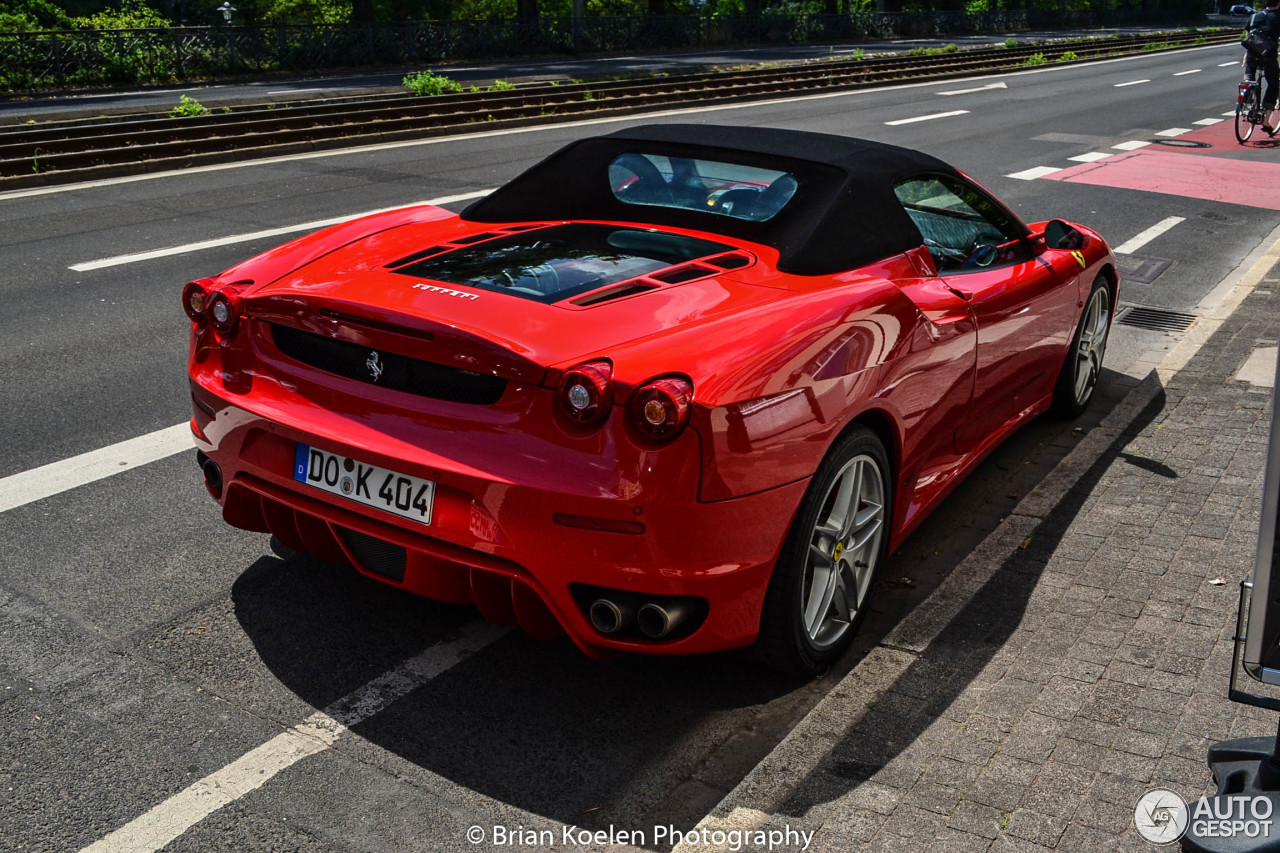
{"left": 190, "top": 386, "right": 807, "bottom": 657}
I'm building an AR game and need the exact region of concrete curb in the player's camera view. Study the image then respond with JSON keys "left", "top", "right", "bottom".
{"left": 673, "top": 230, "right": 1280, "bottom": 853}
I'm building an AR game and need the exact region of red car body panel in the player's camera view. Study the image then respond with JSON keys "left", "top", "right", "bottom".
{"left": 186, "top": 127, "right": 1117, "bottom": 659}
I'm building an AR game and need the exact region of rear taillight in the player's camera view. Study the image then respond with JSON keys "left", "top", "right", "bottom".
{"left": 631, "top": 377, "right": 692, "bottom": 440}
{"left": 207, "top": 290, "right": 240, "bottom": 337}
{"left": 558, "top": 361, "right": 613, "bottom": 423}
{"left": 183, "top": 279, "right": 211, "bottom": 322}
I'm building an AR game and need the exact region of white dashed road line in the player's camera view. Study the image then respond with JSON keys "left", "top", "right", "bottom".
{"left": 1115, "top": 79, "right": 1150, "bottom": 87}
{"left": 80, "top": 622, "right": 508, "bottom": 853}
{"left": 1220, "top": 61, "right": 1242, "bottom": 67}
{"left": 936, "top": 81, "right": 1007, "bottom": 96}
{"left": 1113, "top": 216, "right": 1186, "bottom": 255}
{"left": 1156, "top": 127, "right": 1192, "bottom": 137}
{"left": 1195, "top": 118, "right": 1225, "bottom": 126}
{"left": 1006, "top": 166, "right": 1062, "bottom": 180}
{"left": 1068, "top": 152, "right": 1112, "bottom": 163}
{"left": 884, "top": 109, "right": 970, "bottom": 126}
{"left": 1113, "top": 140, "right": 1152, "bottom": 150}
{"left": 69, "top": 190, "right": 493, "bottom": 271}
{"left": 1174, "top": 69, "right": 1202, "bottom": 76}
{"left": 0, "top": 423, "right": 192, "bottom": 514}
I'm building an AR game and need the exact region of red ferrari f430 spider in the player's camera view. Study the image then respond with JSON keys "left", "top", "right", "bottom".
{"left": 185, "top": 125, "right": 1117, "bottom": 673}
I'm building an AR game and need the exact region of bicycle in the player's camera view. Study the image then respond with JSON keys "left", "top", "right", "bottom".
{"left": 1237, "top": 63, "right": 1267, "bottom": 143}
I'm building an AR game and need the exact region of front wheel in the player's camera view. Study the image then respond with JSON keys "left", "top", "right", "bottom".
{"left": 755, "top": 427, "right": 891, "bottom": 675}
{"left": 1238, "top": 88, "right": 1258, "bottom": 144}
{"left": 1052, "top": 275, "right": 1112, "bottom": 418}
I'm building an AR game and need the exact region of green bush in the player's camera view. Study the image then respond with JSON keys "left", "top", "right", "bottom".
{"left": 169, "top": 94, "right": 209, "bottom": 117}
{"left": 490, "top": 79, "right": 516, "bottom": 91}
{"left": 403, "top": 70, "right": 463, "bottom": 96}
{"left": 1023, "top": 52, "right": 1046, "bottom": 66}
{"left": 1003, "top": 37, "right": 1018, "bottom": 48}
{"left": 1058, "top": 50, "right": 1078, "bottom": 62}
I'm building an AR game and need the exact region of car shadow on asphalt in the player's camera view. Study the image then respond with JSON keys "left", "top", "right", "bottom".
{"left": 223, "top": 366, "right": 1153, "bottom": 844}
{"left": 229, "top": 547, "right": 809, "bottom": 836}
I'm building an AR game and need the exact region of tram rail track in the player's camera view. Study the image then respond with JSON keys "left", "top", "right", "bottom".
{"left": 0, "top": 28, "right": 1238, "bottom": 188}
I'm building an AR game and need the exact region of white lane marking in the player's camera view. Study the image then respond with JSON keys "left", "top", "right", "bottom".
{"left": 1174, "top": 69, "right": 1202, "bottom": 76}
{"left": 0, "top": 42, "right": 1237, "bottom": 202}
{"left": 1113, "top": 140, "right": 1152, "bottom": 150}
{"left": 1114, "top": 79, "right": 1150, "bottom": 87}
{"left": 267, "top": 89, "right": 315, "bottom": 95}
{"left": 80, "top": 623, "right": 507, "bottom": 853}
{"left": 1219, "top": 61, "right": 1241, "bottom": 67}
{"left": 1068, "top": 152, "right": 1112, "bottom": 163}
{"left": 1113, "top": 216, "right": 1185, "bottom": 255}
{"left": 936, "top": 81, "right": 1007, "bottom": 96}
{"left": 1156, "top": 127, "right": 1192, "bottom": 137}
{"left": 1195, "top": 118, "right": 1225, "bottom": 126}
{"left": 0, "top": 423, "right": 191, "bottom": 514}
{"left": 1006, "top": 166, "right": 1061, "bottom": 180}
{"left": 69, "top": 190, "right": 491, "bottom": 271}
{"left": 884, "top": 109, "right": 969, "bottom": 126}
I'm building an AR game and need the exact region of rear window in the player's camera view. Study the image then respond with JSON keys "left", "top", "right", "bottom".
{"left": 389, "top": 224, "right": 732, "bottom": 302}
{"left": 608, "top": 153, "right": 798, "bottom": 222}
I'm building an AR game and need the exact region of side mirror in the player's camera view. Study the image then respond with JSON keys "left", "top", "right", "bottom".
{"left": 1042, "top": 219, "right": 1086, "bottom": 251}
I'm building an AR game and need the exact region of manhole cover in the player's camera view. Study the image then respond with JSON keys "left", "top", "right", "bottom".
{"left": 1116, "top": 305, "right": 1198, "bottom": 332}
{"left": 1116, "top": 255, "right": 1173, "bottom": 284}
{"left": 1154, "top": 139, "right": 1212, "bottom": 149}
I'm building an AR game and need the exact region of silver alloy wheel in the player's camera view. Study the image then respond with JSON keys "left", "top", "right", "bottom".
{"left": 1073, "top": 286, "right": 1111, "bottom": 406}
{"left": 801, "top": 454, "right": 885, "bottom": 649}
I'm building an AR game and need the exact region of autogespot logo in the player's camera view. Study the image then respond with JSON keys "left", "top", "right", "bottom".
{"left": 1135, "top": 789, "right": 1190, "bottom": 844}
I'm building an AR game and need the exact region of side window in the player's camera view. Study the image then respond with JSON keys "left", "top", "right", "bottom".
{"left": 894, "top": 176, "right": 1029, "bottom": 273}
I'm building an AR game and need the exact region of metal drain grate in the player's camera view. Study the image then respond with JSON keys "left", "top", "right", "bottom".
{"left": 337, "top": 527, "right": 407, "bottom": 583}
{"left": 1115, "top": 305, "right": 1198, "bottom": 332}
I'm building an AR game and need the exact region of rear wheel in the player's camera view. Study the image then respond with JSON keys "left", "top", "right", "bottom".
{"left": 755, "top": 427, "right": 891, "bottom": 675}
{"left": 1238, "top": 87, "right": 1257, "bottom": 144}
{"left": 1052, "top": 275, "right": 1112, "bottom": 418}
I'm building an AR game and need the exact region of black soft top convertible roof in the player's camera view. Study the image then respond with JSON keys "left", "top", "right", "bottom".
{"left": 461, "top": 124, "right": 961, "bottom": 275}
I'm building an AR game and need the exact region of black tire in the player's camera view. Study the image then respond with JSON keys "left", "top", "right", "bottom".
{"left": 1051, "top": 275, "right": 1112, "bottom": 418}
{"left": 1238, "top": 88, "right": 1257, "bottom": 144}
{"left": 755, "top": 427, "right": 892, "bottom": 675}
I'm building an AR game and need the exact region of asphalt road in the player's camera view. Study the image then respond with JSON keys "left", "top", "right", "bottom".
{"left": 2, "top": 41, "right": 1277, "bottom": 853}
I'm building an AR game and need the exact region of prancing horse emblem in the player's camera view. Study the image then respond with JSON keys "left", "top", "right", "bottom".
{"left": 366, "top": 350, "right": 384, "bottom": 383}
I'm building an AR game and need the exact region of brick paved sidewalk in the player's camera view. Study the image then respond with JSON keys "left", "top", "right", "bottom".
{"left": 744, "top": 270, "right": 1280, "bottom": 852}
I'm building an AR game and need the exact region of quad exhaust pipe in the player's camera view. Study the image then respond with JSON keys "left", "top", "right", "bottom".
{"left": 588, "top": 595, "right": 692, "bottom": 639}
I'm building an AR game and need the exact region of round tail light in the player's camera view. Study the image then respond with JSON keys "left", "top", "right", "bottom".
{"left": 182, "top": 280, "right": 210, "bottom": 322}
{"left": 208, "top": 290, "right": 240, "bottom": 336}
{"left": 631, "top": 377, "right": 692, "bottom": 440}
{"left": 558, "top": 361, "right": 613, "bottom": 423}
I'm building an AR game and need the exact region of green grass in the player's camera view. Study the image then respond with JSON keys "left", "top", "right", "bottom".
{"left": 403, "top": 70, "right": 463, "bottom": 96}
{"left": 168, "top": 94, "right": 208, "bottom": 117}
{"left": 1023, "top": 52, "right": 1047, "bottom": 66}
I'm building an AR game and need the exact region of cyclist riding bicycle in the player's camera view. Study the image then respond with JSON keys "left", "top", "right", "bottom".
{"left": 1244, "top": 0, "right": 1280, "bottom": 135}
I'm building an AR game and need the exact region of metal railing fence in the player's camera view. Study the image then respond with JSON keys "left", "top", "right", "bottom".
{"left": 0, "top": 8, "right": 1200, "bottom": 92}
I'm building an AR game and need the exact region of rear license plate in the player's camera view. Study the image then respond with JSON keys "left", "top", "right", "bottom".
{"left": 293, "top": 444, "right": 434, "bottom": 526}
